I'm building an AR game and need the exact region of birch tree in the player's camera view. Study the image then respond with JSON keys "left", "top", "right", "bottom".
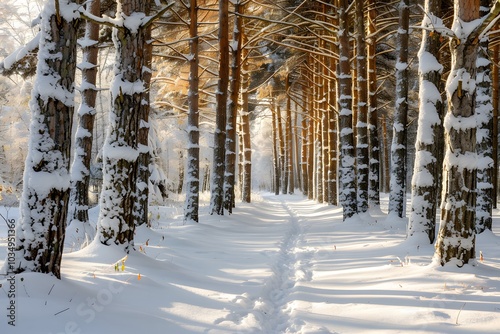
{"left": 13, "top": 0, "right": 81, "bottom": 278}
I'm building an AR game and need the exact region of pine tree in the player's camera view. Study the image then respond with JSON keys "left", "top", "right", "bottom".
{"left": 14, "top": 0, "right": 81, "bottom": 278}
{"left": 184, "top": 0, "right": 201, "bottom": 223}
{"left": 338, "top": 0, "right": 357, "bottom": 220}
{"left": 68, "top": 0, "right": 100, "bottom": 243}
{"left": 96, "top": 0, "right": 161, "bottom": 251}
{"left": 210, "top": 0, "right": 229, "bottom": 215}
{"left": 389, "top": 0, "right": 409, "bottom": 218}
{"left": 408, "top": 0, "right": 444, "bottom": 243}
{"left": 435, "top": 0, "right": 479, "bottom": 266}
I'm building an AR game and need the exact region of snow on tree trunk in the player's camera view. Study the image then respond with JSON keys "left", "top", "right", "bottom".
{"left": 96, "top": 0, "right": 150, "bottom": 251}
{"left": 389, "top": 0, "right": 409, "bottom": 218}
{"left": 13, "top": 0, "right": 80, "bottom": 279}
{"left": 355, "top": 0, "right": 369, "bottom": 213}
{"left": 210, "top": 0, "right": 229, "bottom": 215}
{"left": 307, "top": 78, "right": 315, "bottom": 201}
{"left": 434, "top": 0, "right": 480, "bottom": 266}
{"left": 277, "top": 103, "right": 286, "bottom": 194}
{"left": 240, "top": 29, "right": 252, "bottom": 203}
{"left": 68, "top": 0, "right": 100, "bottom": 243}
{"left": 475, "top": 1, "right": 493, "bottom": 233}
{"left": 184, "top": 0, "right": 200, "bottom": 223}
{"left": 338, "top": 0, "right": 357, "bottom": 220}
{"left": 286, "top": 74, "right": 294, "bottom": 194}
{"left": 408, "top": 0, "right": 444, "bottom": 244}
{"left": 271, "top": 101, "right": 281, "bottom": 195}
{"left": 328, "top": 79, "right": 338, "bottom": 206}
{"left": 223, "top": 0, "right": 243, "bottom": 213}
{"left": 135, "top": 4, "right": 152, "bottom": 227}
{"left": 367, "top": 0, "right": 380, "bottom": 206}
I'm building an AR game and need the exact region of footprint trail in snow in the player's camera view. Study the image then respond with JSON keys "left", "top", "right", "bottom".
{"left": 216, "top": 196, "right": 316, "bottom": 333}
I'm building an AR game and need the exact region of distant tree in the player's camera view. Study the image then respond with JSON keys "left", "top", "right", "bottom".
{"left": 239, "top": 16, "right": 252, "bottom": 203}
{"left": 13, "top": 0, "right": 81, "bottom": 278}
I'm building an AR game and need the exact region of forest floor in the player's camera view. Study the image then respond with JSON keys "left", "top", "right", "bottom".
{"left": 1, "top": 193, "right": 500, "bottom": 333}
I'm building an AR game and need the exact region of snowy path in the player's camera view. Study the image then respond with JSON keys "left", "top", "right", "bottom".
{"left": 216, "top": 195, "right": 319, "bottom": 333}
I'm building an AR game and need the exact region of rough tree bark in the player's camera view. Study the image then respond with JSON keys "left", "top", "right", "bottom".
{"left": 184, "top": 0, "right": 200, "bottom": 222}
{"left": 96, "top": 0, "right": 154, "bottom": 251}
{"left": 14, "top": 0, "right": 81, "bottom": 278}
{"left": 338, "top": 0, "right": 357, "bottom": 220}
{"left": 355, "top": 0, "right": 369, "bottom": 213}
{"left": 210, "top": 0, "right": 229, "bottom": 215}
{"left": 389, "top": 0, "right": 409, "bottom": 218}
{"left": 68, "top": 0, "right": 100, "bottom": 241}
{"left": 408, "top": 0, "right": 444, "bottom": 243}
{"left": 435, "top": 0, "right": 480, "bottom": 266}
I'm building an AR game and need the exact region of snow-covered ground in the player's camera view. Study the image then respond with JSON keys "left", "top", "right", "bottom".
{"left": 1, "top": 193, "right": 500, "bottom": 333}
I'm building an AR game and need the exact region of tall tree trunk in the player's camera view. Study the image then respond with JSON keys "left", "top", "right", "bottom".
{"left": 493, "top": 42, "right": 499, "bottom": 209}
{"left": 389, "top": 0, "right": 409, "bottom": 218}
{"left": 338, "top": 0, "right": 357, "bottom": 220}
{"left": 97, "top": 0, "right": 152, "bottom": 251}
{"left": 355, "top": 0, "right": 369, "bottom": 213}
{"left": 240, "top": 72, "right": 252, "bottom": 202}
{"left": 14, "top": 0, "right": 80, "bottom": 279}
{"left": 240, "top": 13, "right": 251, "bottom": 203}
{"left": 408, "top": 0, "right": 444, "bottom": 243}
{"left": 435, "top": 0, "right": 479, "bottom": 266}
{"left": 184, "top": 0, "right": 200, "bottom": 222}
{"left": 314, "top": 58, "right": 324, "bottom": 203}
{"left": 135, "top": 2, "right": 152, "bottom": 227}
{"left": 210, "top": 0, "right": 229, "bottom": 215}
{"left": 307, "top": 63, "right": 315, "bottom": 200}
{"left": 277, "top": 104, "right": 286, "bottom": 194}
{"left": 272, "top": 101, "right": 280, "bottom": 195}
{"left": 285, "top": 74, "right": 294, "bottom": 194}
{"left": 367, "top": 0, "right": 380, "bottom": 206}
{"left": 328, "top": 78, "right": 338, "bottom": 206}
{"left": 68, "top": 0, "right": 100, "bottom": 240}
{"left": 223, "top": 1, "right": 243, "bottom": 212}
{"left": 301, "top": 80, "right": 309, "bottom": 197}
{"left": 475, "top": 0, "right": 493, "bottom": 233}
